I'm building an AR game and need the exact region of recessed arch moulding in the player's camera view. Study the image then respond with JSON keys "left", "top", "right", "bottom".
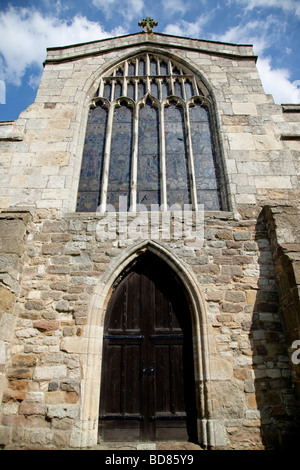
{"left": 61, "top": 239, "right": 224, "bottom": 449}
{"left": 71, "top": 46, "right": 231, "bottom": 214}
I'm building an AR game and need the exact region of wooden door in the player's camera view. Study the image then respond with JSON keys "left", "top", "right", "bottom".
{"left": 99, "top": 253, "right": 198, "bottom": 442}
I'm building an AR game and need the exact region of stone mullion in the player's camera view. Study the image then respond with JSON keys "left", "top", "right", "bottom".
{"left": 135, "top": 58, "right": 139, "bottom": 77}
{"left": 99, "top": 103, "right": 115, "bottom": 213}
{"left": 130, "top": 104, "right": 139, "bottom": 212}
{"left": 146, "top": 54, "right": 150, "bottom": 75}
{"left": 184, "top": 103, "right": 198, "bottom": 210}
{"left": 168, "top": 61, "right": 174, "bottom": 95}
{"left": 182, "top": 78, "right": 187, "bottom": 101}
{"left": 98, "top": 79, "right": 104, "bottom": 98}
{"left": 146, "top": 75, "right": 151, "bottom": 95}
{"left": 158, "top": 79, "right": 162, "bottom": 101}
{"left": 111, "top": 80, "right": 116, "bottom": 102}
{"left": 169, "top": 76, "right": 175, "bottom": 96}
{"left": 123, "top": 61, "right": 128, "bottom": 97}
{"left": 192, "top": 76, "right": 198, "bottom": 96}
{"left": 159, "top": 103, "right": 167, "bottom": 211}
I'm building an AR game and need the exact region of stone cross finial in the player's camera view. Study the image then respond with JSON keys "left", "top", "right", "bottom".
{"left": 138, "top": 17, "right": 158, "bottom": 33}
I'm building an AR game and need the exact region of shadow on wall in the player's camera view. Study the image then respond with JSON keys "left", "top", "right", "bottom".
{"left": 251, "top": 208, "right": 300, "bottom": 449}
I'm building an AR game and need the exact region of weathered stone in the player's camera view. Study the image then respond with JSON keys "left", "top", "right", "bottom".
{"left": 55, "top": 300, "right": 69, "bottom": 312}
{"left": 2, "top": 389, "right": 26, "bottom": 402}
{"left": 60, "top": 380, "right": 80, "bottom": 393}
{"left": 42, "top": 221, "right": 68, "bottom": 233}
{"left": 225, "top": 291, "right": 246, "bottom": 303}
{"left": 33, "top": 320, "right": 59, "bottom": 331}
{"left": 25, "top": 300, "right": 44, "bottom": 310}
{"left": 19, "top": 403, "right": 46, "bottom": 415}
{"left": 46, "top": 404, "right": 79, "bottom": 419}
{"left": 221, "top": 302, "right": 244, "bottom": 313}
{"left": 48, "top": 381, "right": 59, "bottom": 391}
{"left": 0, "top": 287, "right": 15, "bottom": 313}
{"left": 12, "top": 355, "right": 38, "bottom": 368}
{"left": 7, "top": 368, "right": 33, "bottom": 380}
{"left": 33, "top": 365, "right": 67, "bottom": 381}
{"left": 42, "top": 243, "right": 64, "bottom": 255}
{"left": 233, "top": 231, "right": 252, "bottom": 241}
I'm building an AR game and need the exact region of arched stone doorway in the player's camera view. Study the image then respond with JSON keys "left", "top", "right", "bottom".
{"left": 77, "top": 240, "right": 214, "bottom": 449}
{"left": 98, "top": 251, "right": 198, "bottom": 443}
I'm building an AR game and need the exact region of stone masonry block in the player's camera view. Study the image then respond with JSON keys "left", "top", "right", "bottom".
{"left": 33, "top": 365, "right": 67, "bottom": 381}
{"left": 232, "top": 102, "right": 257, "bottom": 115}
{"left": 228, "top": 133, "right": 255, "bottom": 150}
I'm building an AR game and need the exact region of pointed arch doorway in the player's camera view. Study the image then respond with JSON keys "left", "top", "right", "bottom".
{"left": 98, "top": 251, "right": 198, "bottom": 443}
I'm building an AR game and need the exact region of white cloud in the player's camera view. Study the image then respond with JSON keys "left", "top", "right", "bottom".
{"left": 0, "top": 6, "right": 127, "bottom": 86}
{"left": 233, "top": 0, "right": 300, "bottom": 17}
{"left": 91, "top": 0, "right": 144, "bottom": 20}
{"left": 163, "top": 13, "right": 214, "bottom": 38}
{"left": 211, "top": 16, "right": 300, "bottom": 104}
{"left": 211, "top": 18, "right": 274, "bottom": 55}
{"left": 257, "top": 57, "right": 300, "bottom": 104}
{"left": 0, "top": 79, "right": 5, "bottom": 105}
{"left": 162, "top": 0, "right": 189, "bottom": 15}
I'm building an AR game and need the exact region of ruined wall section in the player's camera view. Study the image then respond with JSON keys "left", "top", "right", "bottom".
{"left": 0, "top": 210, "right": 32, "bottom": 446}
{"left": 264, "top": 206, "right": 300, "bottom": 398}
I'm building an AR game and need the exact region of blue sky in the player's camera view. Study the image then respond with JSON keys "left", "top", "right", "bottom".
{"left": 0, "top": 0, "right": 299, "bottom": 121}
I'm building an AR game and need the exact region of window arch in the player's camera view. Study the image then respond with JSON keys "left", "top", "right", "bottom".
{"left": 76, "top": 53, "right": 223, "bottom": 212}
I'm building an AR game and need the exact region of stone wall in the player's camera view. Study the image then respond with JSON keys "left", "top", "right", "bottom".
{"left": 264, "top": 206, "right": 300, "bottom": 399}
{"left": 0, "top": 207, "right": 298, "bottom": 449}
{"left": 0, "top": 32, "right": 299, "bottom": 450}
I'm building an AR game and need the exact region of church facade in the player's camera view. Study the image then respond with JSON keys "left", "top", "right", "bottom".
{"left": 0, "top": 22, "right": 299, "bottom": 449}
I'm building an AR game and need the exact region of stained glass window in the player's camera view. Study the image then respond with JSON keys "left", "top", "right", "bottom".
{"left": 165, "top": 103, "right": 191, "bottom": 208}
{"left": 76, "top": 103, "right": 107, "bottom": 212}
{"left": 76, "top": 54, "right": 222, "bottom": 212}
{"left": 107, "top": 104, "right": 133, "bottom": 211}
{"left": 137, "top": 100, "right": 160, "bottom": 209}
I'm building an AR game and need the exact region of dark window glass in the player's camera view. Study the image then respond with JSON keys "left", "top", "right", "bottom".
{"left": 103, "top": 83, "right": 112, "bottom": 100}
{"left": 161, "top": 80, "right": 169, "bottom": 99}
{"left": 185, "top": 80, "right": 193, "bottom": 99}
{"left": 127, "top": 81, "right": 135, "bottom": 100}
{"left": 150, "top": 81, "right": 159, "bottom": 99}
{"left": 137, "top": 100, "right": 160, "bottom": 209}
{"left": 174, "top": 80, "right": 183, "bottom": 98}
{"left": 138, "top": 59, "right": 145, "bottom": 76}
{"left": 76, "top": 103, "right": 107, "bottom": 211}
{"left": 190, "top": 103, "right": 221, "bottom": 210}
{"left": 107, "top": 104, "right": 133, "bottom": 211}
{"left": 114, "top": 82, "right": 122, "bottom": 100}
{"left": 165, "top": 103, "right": 191, "bottom": 208}
{"left": 160, "top": 62, "right": 168, "bottom": 75}
{"left": 128, "top": 62, "right": 135, "bottom": 76}
{"left": 138, "top": 81, "right": 146, "bottom": 100}
{"left": 150, "top": 59, "right": 157, "bottom": 75}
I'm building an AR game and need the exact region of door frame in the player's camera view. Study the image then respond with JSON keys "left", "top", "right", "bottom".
{"left": 75, "top": 240, "right": 214, "bottom": 448}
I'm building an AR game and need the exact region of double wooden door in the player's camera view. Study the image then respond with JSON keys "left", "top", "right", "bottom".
{"left": 99, "top": 254, "right": 198, "bottom": 442}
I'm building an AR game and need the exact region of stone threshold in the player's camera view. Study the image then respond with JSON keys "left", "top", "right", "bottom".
{"left": 92, "top": 441, "right": 202, "bottom": 451}
{"left": 3, "top": 441, "right": 202, "bottom": 451}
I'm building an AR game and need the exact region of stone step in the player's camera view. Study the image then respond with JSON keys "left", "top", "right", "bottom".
{"left": 92, "top": 441, "right": 202, "bottom": 451}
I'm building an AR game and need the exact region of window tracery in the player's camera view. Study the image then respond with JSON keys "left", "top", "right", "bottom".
{"left": 76, "top": 54, "right": 222, "bottom": 212}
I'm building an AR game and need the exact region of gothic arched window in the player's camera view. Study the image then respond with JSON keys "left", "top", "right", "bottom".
{"left": 76, "top": 54, "right": 222, "bottom": 212}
